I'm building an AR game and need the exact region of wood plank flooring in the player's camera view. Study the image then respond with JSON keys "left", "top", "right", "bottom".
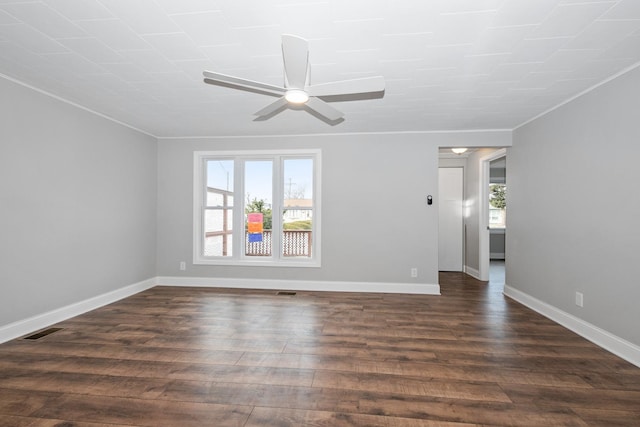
{"left": 1, "top": 270, "right": 639, "bottom": 426}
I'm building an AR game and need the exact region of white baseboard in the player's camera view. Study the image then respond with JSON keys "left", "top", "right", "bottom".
{"left": 157, "top": 276, "right": 441, "bottom": 295}
{"left": 0, "top": 278, "right": 156, "bottom": 344}
{"left": 464, "top": 266, "right": 482, "bottom": 280}
{"left": 504, "top": 285, "right": 640, "bottom": 369}
{"left": 490, "top": 252, "right": 505, "bottom": 259}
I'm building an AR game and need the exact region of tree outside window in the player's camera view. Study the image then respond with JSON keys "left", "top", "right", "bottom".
{"left": 489, "top": 184, "right": 506, "bottom": 228}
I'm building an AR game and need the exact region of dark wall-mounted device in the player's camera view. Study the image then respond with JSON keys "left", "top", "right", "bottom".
{"left": 427, "top": 195, "right": 433, "bottom": 205}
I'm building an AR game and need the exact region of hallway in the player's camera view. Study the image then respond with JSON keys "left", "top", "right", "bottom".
{"left": 490, "top": 259, "right": 506, "bottom": 290}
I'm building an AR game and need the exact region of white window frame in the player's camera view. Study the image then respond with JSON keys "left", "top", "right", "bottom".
{"left": 193, "top": 149, "right": 321, "bottom": 267}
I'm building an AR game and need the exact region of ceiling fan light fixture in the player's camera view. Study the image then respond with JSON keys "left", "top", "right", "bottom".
{"left": 451, "top": 148, "right": 468, "bottom": 154}
{"left": 285, "top": 89, "right": 309, "bottom": 104}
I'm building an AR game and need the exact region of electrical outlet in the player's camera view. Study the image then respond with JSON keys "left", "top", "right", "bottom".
{"left": 575, "top": 292, "right": 583, "bottom": 307}
{"left": 179, "top": 261, "right": 186, "bottom": 271}
{"left": 411, "top": 268, "right": 418, "bottom": 278}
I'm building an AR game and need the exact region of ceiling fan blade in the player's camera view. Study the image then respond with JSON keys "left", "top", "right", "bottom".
{"left": 307, "top": 76, "right": 385, "bottom": 97}
{"left": 305, "top": 97, "right": 344, "bottom": 121}
{"left": 203, "top": 70, "right": 285, "bottom": 96}
{"left": 254, "top": 97, "right": 289, "bottom": 118}
{"left": 282, "top": 34, "right": 309, "bottom": 89}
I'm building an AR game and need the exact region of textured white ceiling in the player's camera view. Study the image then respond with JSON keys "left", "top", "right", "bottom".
{"left": 1, "top": 0, "right": 639, "bottom": 137}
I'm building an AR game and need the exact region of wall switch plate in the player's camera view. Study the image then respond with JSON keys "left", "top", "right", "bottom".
{"left": 179, "top": 261, "right": 186, "bottom": 271}
{"left": 575, "top": 292, "right": 584, "bottom": 307}
{"left": 411, "top": 268, "right": 418, "bottom": 278}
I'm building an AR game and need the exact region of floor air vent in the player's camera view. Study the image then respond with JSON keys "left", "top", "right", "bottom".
{"left": 276, "top": 291, "right": 297, "bottom": 296}
{"left": 24, "top": 328, "right": 63, "bottom": 340}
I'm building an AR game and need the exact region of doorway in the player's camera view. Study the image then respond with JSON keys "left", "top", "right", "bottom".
{"left": 478, "top": 148, "right": 507, "bottom": 281}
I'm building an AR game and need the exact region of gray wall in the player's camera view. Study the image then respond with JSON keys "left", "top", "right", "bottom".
{"left": 507, "top": 66, "right": 640, "bottom": 346}
{"left": 157, "top": 132, "right": 509, "bottom": 286}
{"left": 158, "top": 135, "right": 439, "bottom": 285}
{"left": 490, "top": 231, "right": 505, "bottom": 259}
{"left": 0, "top": 77, "right": 157, "bottom": 326}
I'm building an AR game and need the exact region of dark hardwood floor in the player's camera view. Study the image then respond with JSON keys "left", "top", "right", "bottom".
{"left": 1, "top": 268, "right": 639, "bottom": 426}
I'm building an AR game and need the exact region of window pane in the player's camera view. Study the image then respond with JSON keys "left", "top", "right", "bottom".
{"left": 204, "top": 209, "right": 233, "bottom": 256}
{"left": 489, "top": 183, "right": 506, "bottom": 228}
{"left": 204, "top": 159, "right": 234, "bottom": 257}
{"left": 282, "top": 210, "right": 312, "bottom": 258}
{"left": 283, "top": 158, "right": 313, "bottom": 207}
{"left": 245, "top": 160, "right": 273, "bottom": 257}
{"left": 206, "top": 160, "right": 233, "bottom": 207}
{"left": 206, "top": 192, "right": 234, "bottom": 207}
{"left": 282, "top": 158, "right": 313, "bottom": 258}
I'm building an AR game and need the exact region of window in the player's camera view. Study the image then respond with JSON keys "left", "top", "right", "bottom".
{"left": 489, "top": 183, "right": 506, "bottom": 228}
{"left": 194, "top": 149, "right": 321, "bottom": 267}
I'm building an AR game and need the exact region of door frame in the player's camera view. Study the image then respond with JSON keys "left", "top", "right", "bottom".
{"left": 478, "top": 148, "right": 507, "bottom": 281}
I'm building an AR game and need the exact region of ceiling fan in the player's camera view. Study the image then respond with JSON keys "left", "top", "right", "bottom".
{"left": 203, "top": 34, "right": 385, "bottom": 123}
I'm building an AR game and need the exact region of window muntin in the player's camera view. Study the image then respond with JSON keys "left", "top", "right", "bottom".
{"left": 194, "top": 150, "right": 320, "bottom": 267}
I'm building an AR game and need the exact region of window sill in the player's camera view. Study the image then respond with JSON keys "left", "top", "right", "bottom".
{"left": 193, "top": 258, "right": 321, "bottom": 268}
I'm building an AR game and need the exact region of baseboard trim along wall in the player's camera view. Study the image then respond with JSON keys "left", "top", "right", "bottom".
{"left": 156, "top": 276, "right": 441, "bottom": 295}
{"left": 504, "top": 285, "right": 640, "bottom": 369}
{"left": 0, "top": 278, "right": 156, "bottom": 344}
{"left": 464, "top": 266, "right": 481, "bottom": 280}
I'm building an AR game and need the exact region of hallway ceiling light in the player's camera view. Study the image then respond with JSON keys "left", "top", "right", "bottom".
{"left": 451, "top": 148, "right": 468, "bottom": 154}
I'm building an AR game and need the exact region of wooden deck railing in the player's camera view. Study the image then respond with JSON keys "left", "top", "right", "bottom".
{"left": 245, "top": 230, "right": 312, "bottom": 257}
